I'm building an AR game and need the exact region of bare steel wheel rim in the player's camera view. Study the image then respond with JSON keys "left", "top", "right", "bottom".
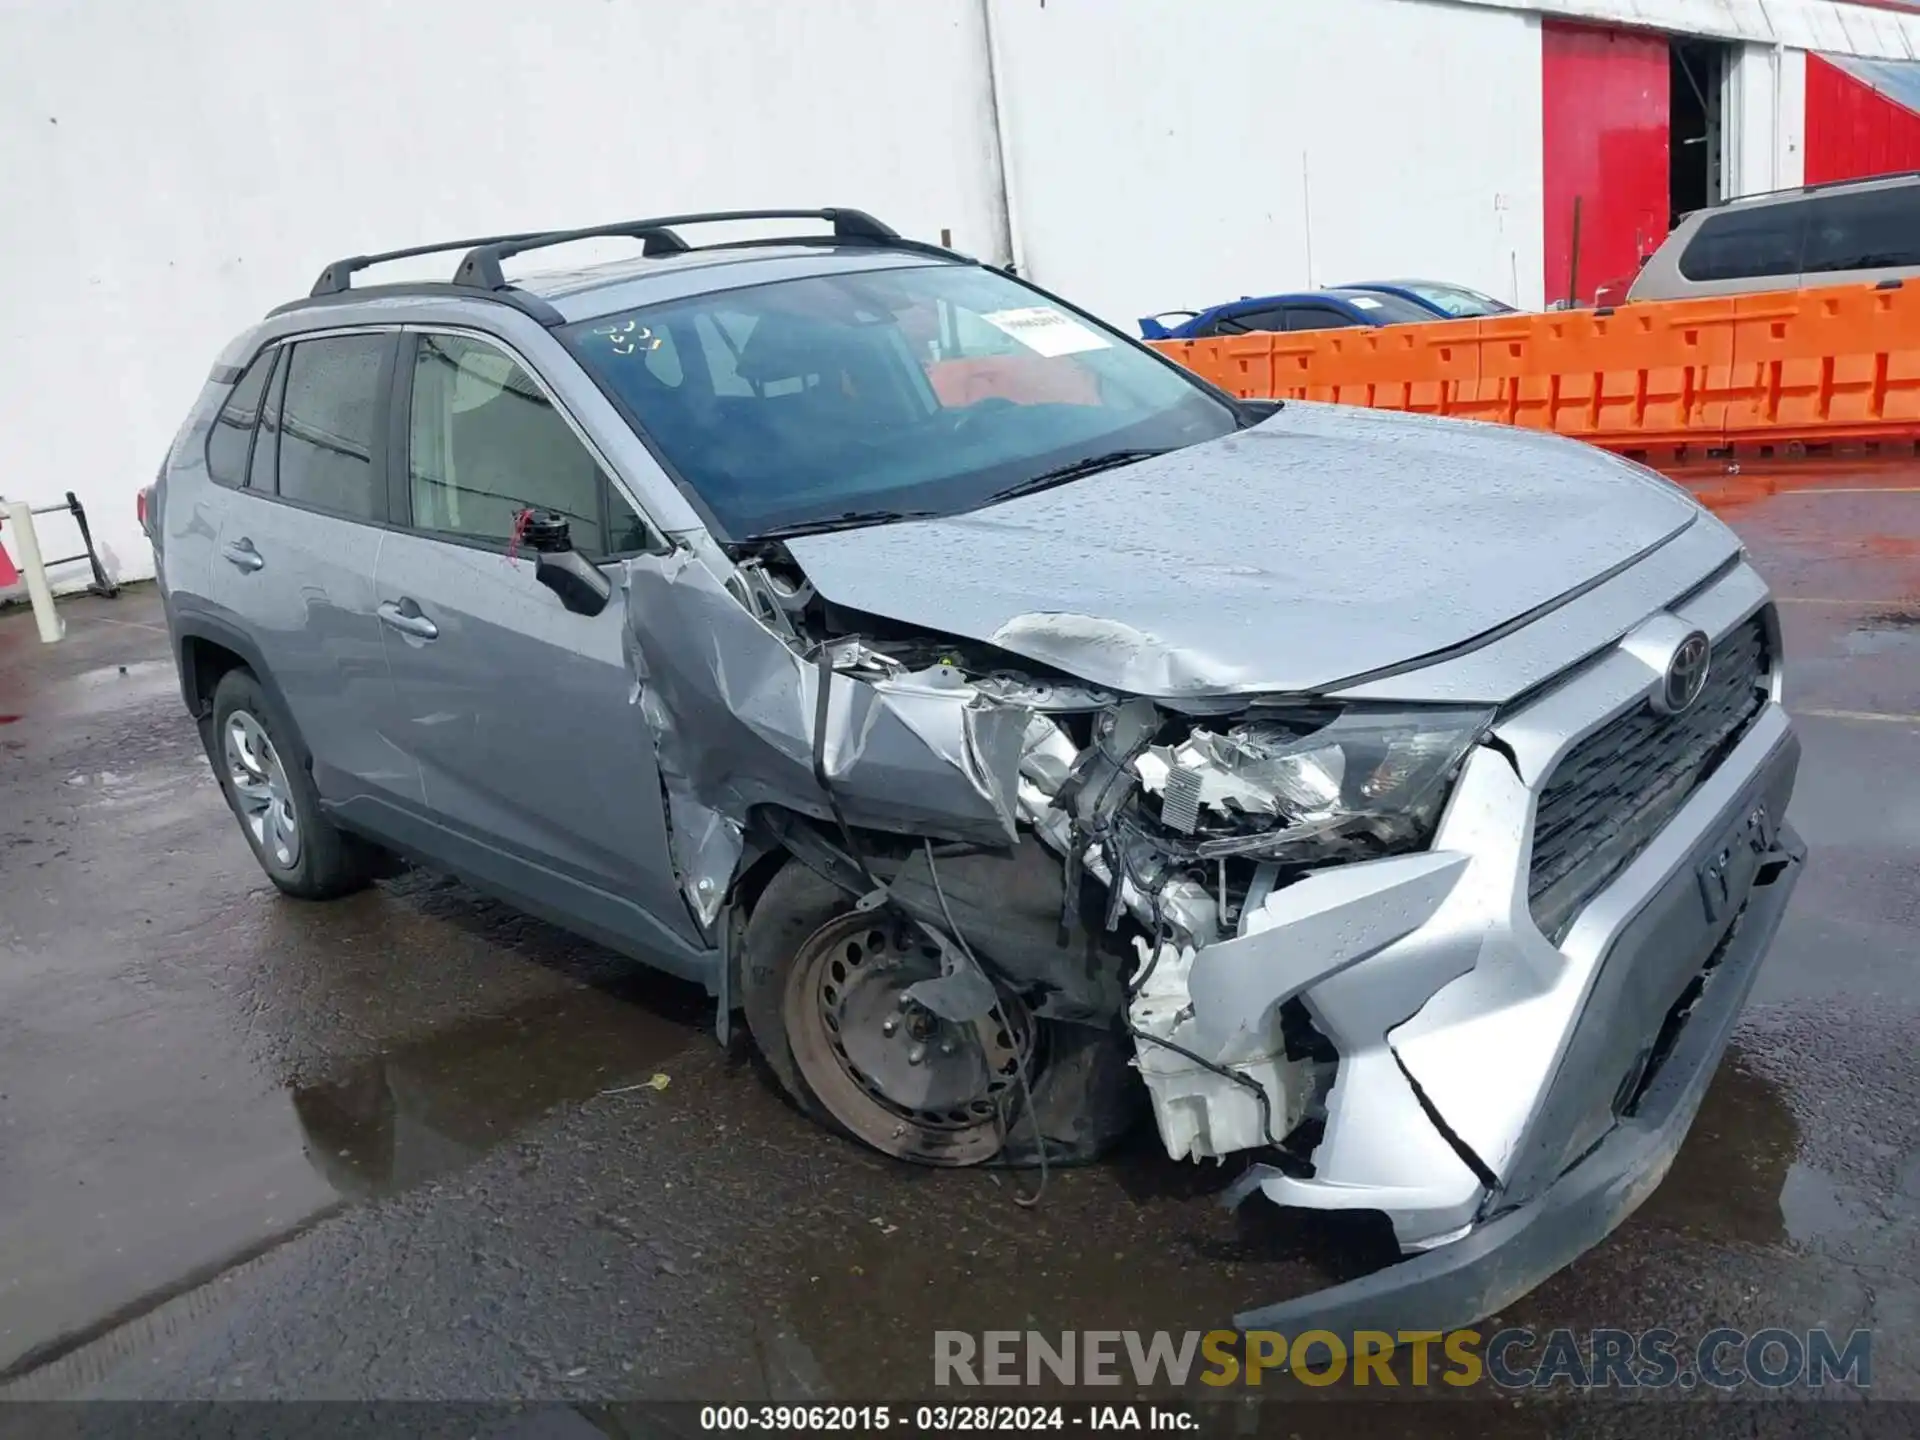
{"left": 223, "top": 710, "right": 301, "bottom": 869}
{"left": 782, "top": 909, "right": 1034, "bottom": 1166}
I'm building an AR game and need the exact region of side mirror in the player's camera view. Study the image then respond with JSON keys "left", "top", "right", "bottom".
{"left": 521, "top": 510, "right": 612, "bottom": 617}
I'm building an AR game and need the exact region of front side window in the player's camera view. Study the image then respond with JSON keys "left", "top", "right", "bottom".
{"left": 205, "top": 350, "right": 275, "bottom": 489}
{"left": 1678, "top": 203, "right": 1806, "bottom": 283}
{"left": 277, "top": 335, "right": 388, "bottom": 520}
{"left": 560, "top": 262, "right": 1239, "bottom": 539}
{"left": 406, "top": 334, "right": 648, "bottom": 557}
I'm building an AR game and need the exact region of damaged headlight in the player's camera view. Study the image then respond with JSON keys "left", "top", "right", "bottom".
{"left": 1132, "top": 705, "right": 1493, "bottom": 861}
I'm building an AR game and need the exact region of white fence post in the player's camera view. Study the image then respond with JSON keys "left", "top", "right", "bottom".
{"left": 2, "top": 500, "right": 66, "bottom": 644}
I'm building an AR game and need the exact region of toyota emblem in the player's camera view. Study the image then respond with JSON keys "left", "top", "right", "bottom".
{"left": 1656, "top": 630, "right": 1712, "bottom": 714}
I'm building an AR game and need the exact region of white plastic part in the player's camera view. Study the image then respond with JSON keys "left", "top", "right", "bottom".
{"left": 2, "top": 500, "right": 64, "bottom": 644}
{"left": 1127, "top": 937, "right": 1308, "bottom": 1162}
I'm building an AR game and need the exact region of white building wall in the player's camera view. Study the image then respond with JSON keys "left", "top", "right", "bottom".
{"left": 1726, "top": 44, "right": 1810, "bottom": 197}
{"left": 0, "top": 0, "right": 1007, "bottom": 590}
{"left": 989, "top": 0, "right": 1549, "bottom": 329}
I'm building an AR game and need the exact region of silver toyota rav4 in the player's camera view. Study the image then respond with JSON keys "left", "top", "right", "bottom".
{"left": 147, "top": 209, "right": 1804, "bottom": 1333}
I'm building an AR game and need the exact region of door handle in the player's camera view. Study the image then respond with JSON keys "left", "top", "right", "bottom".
{"left": 377, "top": 600, "right": 439, "bottom": 641}
{"left": 221, "top": 539, "right": 264, "bottom": 572}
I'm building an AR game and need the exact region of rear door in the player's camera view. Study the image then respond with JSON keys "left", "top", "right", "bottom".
{"left": 209, "top": 329, "right": 422, "bottom": 807}
{"left": 372, "top": 327, "right": 701, "bottom": 955}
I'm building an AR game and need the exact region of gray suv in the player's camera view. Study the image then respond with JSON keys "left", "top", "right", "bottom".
{"left": 1627, "top": 170, "right": 1920, "bottom": 302}
{"left": 148, "top": 208, "right": 1805, "bottom": 1333}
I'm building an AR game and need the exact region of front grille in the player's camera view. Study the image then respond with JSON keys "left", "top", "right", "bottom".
{"left": 1528, "top": 613, "right": 1771, "bottom": 942}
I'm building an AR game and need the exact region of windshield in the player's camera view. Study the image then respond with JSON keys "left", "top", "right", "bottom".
{"left": 560, "top": 263, "right": 1240, "bottom": 539}
{"left": 1396, "top": 282, "right": 1515, "bottom": 318}
{"left": 1328, "top": 290, "right": 1443, "bottom": 325}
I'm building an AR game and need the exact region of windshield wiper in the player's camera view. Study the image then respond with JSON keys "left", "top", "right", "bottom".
{"left": 750, "top": 509, "right": 940, "bottom": 541}
{"left": 981, "top": 448, "right": 1170, "bottom": 505}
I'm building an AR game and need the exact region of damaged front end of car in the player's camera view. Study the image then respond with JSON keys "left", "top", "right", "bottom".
{"left": 618, "top": 526, "right": 1497, "bottom": 1186}
{"left": 619, "top": 527, "right": 1804, "bottom": 1335}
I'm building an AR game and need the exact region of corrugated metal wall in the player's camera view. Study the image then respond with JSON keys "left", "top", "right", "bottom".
{"left": 1806, "top": 52, "right": 1920, "bottom": 179}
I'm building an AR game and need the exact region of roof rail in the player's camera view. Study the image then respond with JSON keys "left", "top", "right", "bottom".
{"left": 308, "top": 231, "right": 554, "bottom": 297}
{"left": 451, "top": 208, "right": 901, "bottom": 291}
{"left": 1711, "top": 168, "right": 1920, "bottom": 210}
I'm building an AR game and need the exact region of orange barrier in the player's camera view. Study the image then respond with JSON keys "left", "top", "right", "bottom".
{"left": 1149, "top": 280, "right": 1920, "bottom": 455}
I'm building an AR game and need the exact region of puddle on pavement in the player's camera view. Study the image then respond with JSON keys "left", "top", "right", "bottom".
{"left": 289, "top": 984, "right": 701, "bottom": 1202}
{"left": 1632, "top": 1047, "right": 1799, "bottom": 1246}
{"left": 30, "top": 659, "right": 180, "bottom": 718}
{"left": 696, "top": 1039, "right": 1884, "bottom": 1399}
{"left": 266, "top": 980, "right": 1881, "bottom": 1406}
{"left": 1776, "top": 1161, "right": 1876, "bottom": 1244}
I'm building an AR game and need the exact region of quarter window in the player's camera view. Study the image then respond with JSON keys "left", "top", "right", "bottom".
{"left": 406, "top": 333, "right": 648, "bottom": 556}
{"left": 277, "top": 335, "right": 388, "bottom": 520}
{"left": 248, "top": 350, "right": 286, "bottom": 493}
{"left": 205, "top": 350, "right": 275, "bottom": 489}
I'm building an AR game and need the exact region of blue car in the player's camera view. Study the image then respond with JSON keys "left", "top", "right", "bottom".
{"left": 1339, "top": 279, "right": 1518, "bottom": 319}
{"left": 1139, "top": 286, "right": 1440, "bottom": 340}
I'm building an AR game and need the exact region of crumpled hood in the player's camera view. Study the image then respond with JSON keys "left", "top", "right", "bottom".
{"left": 785, "top": 401, "right": 1700, "bottom": 697}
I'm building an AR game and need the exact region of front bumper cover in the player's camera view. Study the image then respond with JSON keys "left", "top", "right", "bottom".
{"left": 1232, "top": 818, "right": 1805, "bottom": 1336}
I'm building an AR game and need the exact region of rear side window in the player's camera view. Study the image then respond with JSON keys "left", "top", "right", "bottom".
{"left": 1286, "top": 307, "right": 1360, "bottom": 332}
{"left": 1677, "top": 203, "right": 1807, "bottom": 283}
{"left": 277, "top": 335, "right": 388, "bottom": 520}
{"left": 1209, "top": 308, "right": 1288, "bottom": 336}
{"left": 204, "top": 351, "right": 275, "bottom": 489}
{"left": 1801, "top": 185, "right": 1920, "bottom": 274}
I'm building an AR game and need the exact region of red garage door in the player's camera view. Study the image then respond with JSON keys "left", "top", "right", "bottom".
{"left": 1543, "top": 21, "right": 1670, "bottom": 306}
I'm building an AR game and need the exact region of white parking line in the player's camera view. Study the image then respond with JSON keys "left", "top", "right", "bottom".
{"left": 1774, "top": 487, "right": 1920, "bottom": 496}
{"left": 1796, "top": 707, "right": 1920, "bottom": 726}
{"left": 1775, "top": 597, "right": 1915, "bottom": 606}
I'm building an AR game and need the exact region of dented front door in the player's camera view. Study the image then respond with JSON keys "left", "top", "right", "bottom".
{"left": 373, "top": 530, "right": 703, "bottom": 955}
{"left": 372, "top": 327, "right": 704, "bottom": 962}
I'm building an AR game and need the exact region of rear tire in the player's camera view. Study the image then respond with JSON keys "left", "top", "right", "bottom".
{"left": 209, "top": 668, "right": 380, "bottom": 900}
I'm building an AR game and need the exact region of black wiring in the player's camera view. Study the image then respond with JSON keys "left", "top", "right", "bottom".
{"left": 923, "top": 837, "right": 1048, "bottom": 1209}
{"left": 1124, "top": 1024, "right": 1296, "bottom": 1160}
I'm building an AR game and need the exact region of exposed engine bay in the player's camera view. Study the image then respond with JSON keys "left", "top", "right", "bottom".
{"left": 622, "top": 538, "right": 1493, "bottom": 1186}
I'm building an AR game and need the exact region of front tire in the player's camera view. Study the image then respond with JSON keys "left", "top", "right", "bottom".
{"left": 209, "top": 669, "right": 377, "bottom": 900}
{"left": 741, "top": 859, "right": 1035, "bottom": 1166}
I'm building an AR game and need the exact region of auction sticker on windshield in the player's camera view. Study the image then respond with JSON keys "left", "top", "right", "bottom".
{"left": 982, "top": 306, "right": 1111, "bottom": 358}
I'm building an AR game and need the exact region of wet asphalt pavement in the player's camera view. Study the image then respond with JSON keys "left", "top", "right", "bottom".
{"left": 0, "top": 463, "right": 1916, "bottom": 1417}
